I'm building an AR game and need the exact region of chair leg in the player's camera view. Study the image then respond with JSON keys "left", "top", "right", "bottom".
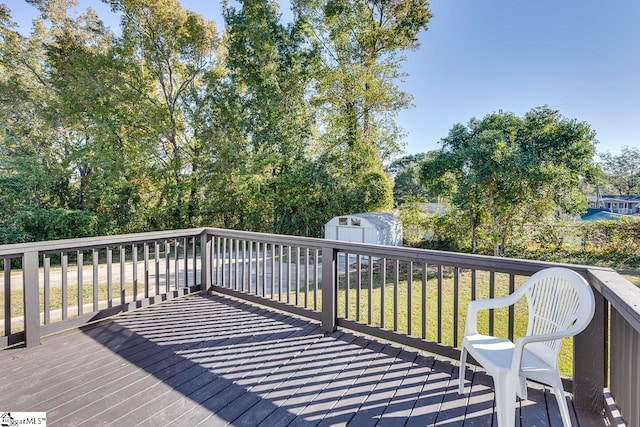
{"left": 495, "top": 379, "right": 517, "bottom": 427}
{"left": 517, "top": 376, "right": 528, "bottom": 400}
{"left": 458, "top": 347, "right": 467, "bottom": 395}
{"left": 550, "top": 379, "right": 572, "bottom": 427}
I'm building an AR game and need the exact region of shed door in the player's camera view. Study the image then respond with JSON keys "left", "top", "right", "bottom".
{"left": 337, "top": 226, "right": 365, "bottom": 243}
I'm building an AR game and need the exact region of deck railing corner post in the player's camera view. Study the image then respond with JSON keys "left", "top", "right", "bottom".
{"left": 23, "top": 250, "right": 41, "bottom": 347}
{"left": 321, "top": 245, "right": 337, "bottom": 333}
{"left": 573, "top": 280, "right": 606, "bottom": 415}
{"left": 200, "top": 232, "right": 212, "bottom": 292}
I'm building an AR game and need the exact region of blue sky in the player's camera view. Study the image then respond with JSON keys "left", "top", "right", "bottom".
{"left": 7, "top": 0, "right": 640, "bottom": 157}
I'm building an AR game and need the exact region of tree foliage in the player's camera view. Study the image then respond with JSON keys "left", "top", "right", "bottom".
{"left": 222, "top": 0, "right": 318, "bottom": 234}
{"left": 420, "top": 107, "right": 598, "bottom": 256}
{"left": 296, "top": 0, "right": 432, "bottom": 215}
{"left": 599, "top": 146, "right": 640, "bottom": 196}
{"left": 387, "top": 152, "right": 434, "bottom": 205}
{"left": 0, "top": 0, "right": 431, "bottom": 243}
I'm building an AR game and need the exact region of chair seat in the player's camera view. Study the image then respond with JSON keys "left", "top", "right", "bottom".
{"left": 463, "top": 333, "right": 552, "bottom": 377}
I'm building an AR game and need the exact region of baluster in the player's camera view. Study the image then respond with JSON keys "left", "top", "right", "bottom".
{"left": 120, "top": 245, "right": 126, "bottom": 304}
{"left": 381, "top": 258, "right": 386, "bottom": 329}
{"left": 4, "top": 258, "right": 12, "bottom": 334}
{"left": 77, "top": 250, "right": 83, "bottom": 316}
{"left": 356, "top": 254, "right": 361, "bottom": 322}
{"left": 62, "top": 252, "right": 68, "bottom": 320}
{"left": 453, "top": 267, "right": 459, "bottom": 346}
{"left": 422, "top": 263, "right": 427, "bottom": 340}
{"left": 295, "top": 247, "right": 300, "bottom": 305}
{"left": 233, "top": 239, "right": 240, "bottom": 291}
{"left": 314, "top": 249, "right": 319, "bottom": 310}
{"left": 471, "top": 269, "right": 477, "bottom": 301}
{"left": 508, "top": 274, "right": 515, "bottom": 341}
{"left": 367, "top": 255, "right": 373, "bottom": 325}
{"left": 92, "top": 249, "right": 99, "bottom": 312}
{"left": 437, "top": 265, "right": 443, "bottom": 343}
{"left": 174, "top": 239, "right": 179, "bottom": 290}
{"left": 345, "top": 253, "right": 350, "bottom": 319}
{"left": 286, "top": 246, "right": 292, "bottom": 303}
{"left": 183, "top": 237, "right": 188, "bottom": 288}
{"left": 221, "top": 238, "right": 227, "bottom": 287}
{"left": 192, "top": 237, "right": 197, "bottom": 288}
{"left": 244, "top": 240, "right": 249, "bottom": 293}
{"left": 165, "top": 241, "right": 170, "bottom": 292}
{"left": 215, "top": 237, "right": 221, "bottom": 287}
{"left": 408, "top": 261, "right": 413, "bottom": 336}
{"left": 107, "top": 247, "right": 113, "bottom": 308}
{"left": 144, "top": 243, "right": 150, "bottom": 298}
{"left": 393, "top": 259, "right": 399, "bottom": 331}
{"left": 271, "top": 244, "right": 276, "bottom": 300}
{"left": 262, "top": 243, "right": 267, "bottom": 297}
{"left": 489, "top": 271, "right": 495, "bottom": 336}
{"left": 44, "top": 255, "right": 51, "bottom": 325}
{"left": 305, "top": 248, "right": 310, "bottom": 307}
{"left": 154, "top": 242, "right": 160, "bottom": 295}
{"left": 132, "top": 244, "right": 137, "bottom": 300}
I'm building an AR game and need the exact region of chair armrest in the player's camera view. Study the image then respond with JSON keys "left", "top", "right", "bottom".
{"left": 511, "top": 331, "right": 574, "bottom": 370}
{"left": 464, "top": 293, "right": 521, "bottom": 335}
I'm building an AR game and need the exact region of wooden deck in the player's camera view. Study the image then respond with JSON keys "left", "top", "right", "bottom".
{"left": 0, "top": 293, "right": 602, "bottom": 427}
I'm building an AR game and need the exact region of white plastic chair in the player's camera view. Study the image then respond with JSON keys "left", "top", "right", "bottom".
{"left": 458, "top": 267, "right": 595, "bottom": 427}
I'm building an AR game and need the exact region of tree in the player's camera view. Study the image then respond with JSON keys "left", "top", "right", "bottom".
{"left": 0, "top": 0, "right": 109, "bottom": 241}
{"left": 420, "top": 106, "right": 598, "bottom": 256}
{"left": 109, "top": 0, "right": 218, "bottom": 229}
{"left": 1, "top": 0, "right": 215, "bottom": 239}
{"left": 599, "top": 146, "right": 640, "bottom": 196}
{"left": 222, "top": 0, "right": 318, "bottom": 234}
{"left": 387, "top": 152, "right": 433, "bottom": 205}
{"left": 37, "top": 1, "right": 148, "bottom": 233}
{"left": 296, "top": 0, "right": 432, "bottom": 215}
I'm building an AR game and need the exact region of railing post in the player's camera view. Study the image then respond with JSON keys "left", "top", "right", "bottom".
{"left": 321, "top": 246, "right": 337, "bottom": 333}
{"left": 23, "top": 251, "right": 41, "bottom": 347}
{"left": 573, "top": 287, "right": 606, "bottom": 414}
{"left": 200, "top": 232, "right": 211, "bottom": 292}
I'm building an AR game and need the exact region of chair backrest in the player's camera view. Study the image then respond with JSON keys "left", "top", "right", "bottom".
{"left": 520, "top": 267, "right": 595, "bottom": 368}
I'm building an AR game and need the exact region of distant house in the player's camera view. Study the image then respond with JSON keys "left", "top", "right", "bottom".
{"left": 588, "top": 195, "right": 640, "bottom": 215}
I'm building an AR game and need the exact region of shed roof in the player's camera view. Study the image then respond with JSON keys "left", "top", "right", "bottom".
{"left": 342, "top": 212, "right": 400, "bottom": 229}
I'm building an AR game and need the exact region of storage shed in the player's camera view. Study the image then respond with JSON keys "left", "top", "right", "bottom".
{"left": 324, "top": 212, "right": 402, "bottom": 246}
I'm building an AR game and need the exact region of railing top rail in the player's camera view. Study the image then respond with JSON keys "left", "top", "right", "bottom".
{"left": 203, "top": 227, "right": 613, "bottom": 276}
{"left": 0, "top": 228, "right": 205, "bottom": 257}
{"left": 203, "top": 227, "right": 327, "bottom": 250}
{"left": 587, "top": 268, "right": 640, "bottom": 333}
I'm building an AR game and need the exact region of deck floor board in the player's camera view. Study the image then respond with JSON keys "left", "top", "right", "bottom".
{"left": 0, "top": 293, "right": 604, "bottom": 427}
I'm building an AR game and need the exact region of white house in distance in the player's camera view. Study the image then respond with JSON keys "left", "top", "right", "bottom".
{"left": 588, "top": 195, "right": 640, "bottom": 215}
{"left": 324, "top": 212, "right": 403, "bottom": 246}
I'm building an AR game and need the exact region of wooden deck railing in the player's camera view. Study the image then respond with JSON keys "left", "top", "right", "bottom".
{"left": 0, "top": 229, "right": 206, "bottom": 348}
{"left": 1, "top": 227, "right": 639, "bottom": 426}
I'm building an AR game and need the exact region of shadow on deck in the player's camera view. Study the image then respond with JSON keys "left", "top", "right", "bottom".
{"left": 0, "top": 293, "right": 598, "bottom": 426}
